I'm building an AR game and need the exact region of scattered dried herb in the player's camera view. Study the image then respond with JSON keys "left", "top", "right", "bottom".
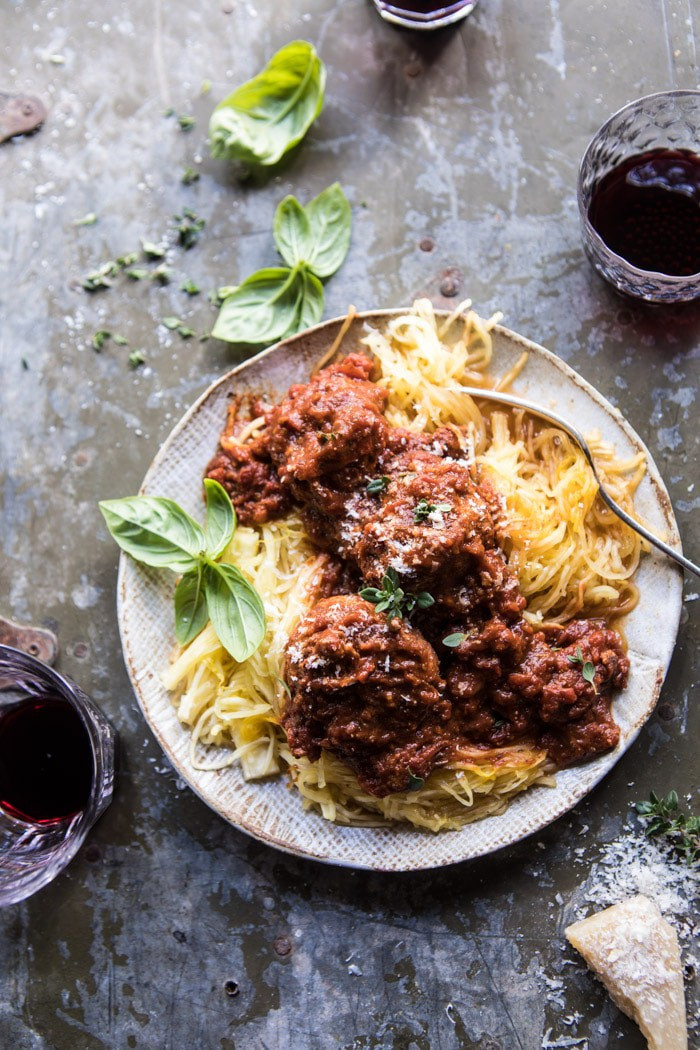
{"left": 635, "top": 791, "right": 700, "bottom": 865}
{"left": 359, "top": 568, "right": 434, "bottom": 620}
{"left": 366, "top": 476, "right": 389, "bottom": 495}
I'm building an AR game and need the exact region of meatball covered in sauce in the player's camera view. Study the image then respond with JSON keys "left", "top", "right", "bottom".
{"left": 282, "top": 595, "right": 451, "bottom": 796}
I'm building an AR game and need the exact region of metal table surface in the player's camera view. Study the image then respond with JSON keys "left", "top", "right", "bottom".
{"left": 1, "top": 1, "right": 698, "bottom": 1048}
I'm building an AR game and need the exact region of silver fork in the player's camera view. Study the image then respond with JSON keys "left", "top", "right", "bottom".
{"left": 464, "top": 386, "right": 700, "bottom": 579}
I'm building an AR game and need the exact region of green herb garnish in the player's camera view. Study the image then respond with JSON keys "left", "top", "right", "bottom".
{"left": 366, "top": 476, "right": 389, "bottom": 496}
{"left": 73, "top": 212, "right": 98, "bottom": 227}
{"left": 442, "top": 632, "right": 466, "bottom": 648}
{"left": 212, "top": 183, "right": 350, "bottom": 346}
{"left": 113, "top": 333, "right": 129, "bottom": 346}
{"left": 151, "top": 263, "right": 174, "bottom": 285}
{"left": 406, "top": 775, "right": 425, "bottom": 792}
{"left": 141, "top": 239, "right": 166, "bottom": 260}
{"left": 181, "top": 167, "right": 200, "bottom": 186}
{"left": 99, "top": 480, "right": 265, "bottom": 661}
{"left": 92, "top": 330, "right": 112, "bottom": 351}
{"left": 359, "top": 568, "right": 434, "bottom": 620}
{"left": 413, "top": 498, "right": 452, "bottom": 524}
{"left": 174, "top": 208, "right": 205, "bottom": 249}
{"left": 209, "top": 40, "right": 325, "bottom": 167}
{"left": 128, "top": 349, "right": 145, "bottom": 369}
{"left": 125, "top": 267, "right": 150, "bottom": 281}
{"left": 635, "top": 791, "right": 700, "bottom": 865}
{"left": 177, "top": 114, "right": 196, "bottom": 132}
{"left": 181, "top": 279, "right": 201, "bottom": 295}
{"left": 567, "top": 645, "right": 597, "bottom": 693}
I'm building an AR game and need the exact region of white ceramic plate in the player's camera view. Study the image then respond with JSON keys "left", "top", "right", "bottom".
{"left": 117, "top": 311, "right": 683, "bottom": 871}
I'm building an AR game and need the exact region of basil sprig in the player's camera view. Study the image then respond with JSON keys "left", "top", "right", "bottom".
{"left": 212, "top": 183, "right": 351, "bottom": 347}
{"left": 209, "top": 41, "right": 326, "bottom": 167}
{"left": 99, "top": 480, "right": 266, "bottom": 661}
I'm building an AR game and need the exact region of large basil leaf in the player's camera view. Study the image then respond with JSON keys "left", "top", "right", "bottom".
{"left": 212, "top": 265, "right": 322, "bottom": 346}
{"left": 174, "top": 567, "right": 208, "bottom": 646}
{"left": 209, "top": 41, "right": 326, "bottom": 167}
{"left": 274, "top": 184, "right": 351, "bottom": 278}
{"left": 99, "top": 497, "right": 204, "bottom": 571}
{"left": 204, "top": 562, "right": 266, "bottom": 662}
{"left": 203, "top": 479, "right": 236, "bottom": 558}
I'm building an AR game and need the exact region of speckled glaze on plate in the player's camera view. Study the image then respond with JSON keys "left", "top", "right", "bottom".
{"left": 116, "top": 310, "right": 683, "bottom": 871}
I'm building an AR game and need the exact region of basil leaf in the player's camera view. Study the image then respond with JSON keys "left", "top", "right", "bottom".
{"left": 209, "top": 41, "right": 326, "bottom": 167}
{"left": 279, "top": 266, "right": 324, "bottom": 338}
{"left": 274, "top": 184, "right": 351, "bottom": 279}
{"left": 174, "top": 567, "right": 208, "bottom": 646}
{"left": 203, "top": 479, "right": 236, "bottom": 558}
{"left": 204, "top": 562, "right": 266, "bottom": 662}
{"left": 274, "top": 195, "right": 313, "bottom": 269}
{"left": 302, "top": 183, "right": 352, "bottom": 278}
{"left": 212, "top": 266, "right": 323, "bottom": 346}
{"left": 99, "top": 497, "right": 204, "bottom": 571}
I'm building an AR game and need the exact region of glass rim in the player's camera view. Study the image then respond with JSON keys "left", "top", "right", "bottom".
{"left": 0, "top": 643, "right": 111, "bottom": 832}
{"left": 577, "top": 89, "right": 700, "bottom": 284}
{"left": 373, "top": 0, "right": 476, "bottom": 28}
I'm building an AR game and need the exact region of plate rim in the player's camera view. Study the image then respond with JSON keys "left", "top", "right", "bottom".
{"left": 116, "top": 308, "right": 684, "bottom": 870}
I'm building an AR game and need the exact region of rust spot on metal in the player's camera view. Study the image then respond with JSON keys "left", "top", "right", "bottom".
{"left": 0, "top": 92, "right": 47, "bottom": 142}
{"left": 0, "top": 616, "right": 58, "bottom": 665}
{"left": 439, "top": 269, "right": 463, "bottom": 297}
{"left": 273, "top": 936, "right": 292, "bottom": 957}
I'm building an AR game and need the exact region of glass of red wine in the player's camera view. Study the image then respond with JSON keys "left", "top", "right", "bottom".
{"left": 371, "top": 0, "right": 478, "bottom": 30}
{"left": 0, "top": 645, "right": 115, "bottom": 906}
{"left": 578, "top": 90, "right": 700, "bottom": 303}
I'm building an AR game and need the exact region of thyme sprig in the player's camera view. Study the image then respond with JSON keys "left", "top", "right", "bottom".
{"left": 635, "top": 791, "right": 700, "bottom": 864}
{"left": 359, "top": 568, "right": 434, "bottom": 620}
{"left": 413, "top": 498, "right": 451, "bottom": 524}
{"left": 567, "top": 644, "right": 597, "bottom": 693}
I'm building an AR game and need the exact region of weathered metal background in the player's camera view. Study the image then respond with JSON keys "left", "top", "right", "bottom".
{"left": 1, "top": 1, "right": 698, "bottom": 1047}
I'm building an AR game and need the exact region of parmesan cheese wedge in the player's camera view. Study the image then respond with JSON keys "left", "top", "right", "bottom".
{"left": 565, "top": 895, "right": 687, "bottom": 1050}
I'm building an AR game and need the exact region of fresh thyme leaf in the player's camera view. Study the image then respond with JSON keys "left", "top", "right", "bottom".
{"left": 116, "top": 252, "right": 139, "bottom": 268}
{"left": 177, "top": 114, "right": 196, "bottom": 132}
{"left": 181, "top": 278, "right": 201, "bottom": 295}
{"left": 141, "top": 239, "right": 166, "bottom": 259}
{"left": 151, "top": 264, "right": 174, "bottom": 285}
{"left": 366, "top": 476, "right": 389, "bottom": 495}
{"left": 113, "top": 333, "right": 129, "bottom": 346}
{"left": 582, "top": 661, "right": 597, "bottom": 692}
{"left": 164, "top": 107, "right": 176, "bottom": 118}
{"left": 177, "top": 325, "right": 196, "bottom": 339}
{"left": 181, "top": 167, "right": 200, "bottom": 185}
{"left": 21, "top": 357, "right": 29, "bottom": 370}
{"left": 174, "top": 209, "right": 205, "bottom": 249}
{"left": 162, "top": 316, "right": 181, "bottom": 330}
{"left": 81, "top": 264, "right": 114, "bottom": 291}
{"left": 359, "top": 568, "right": 433, "bottom": 620}
{"left": 128, "top": 349, "right": 145, "bottom": 369}
{"left": 125, "top": 267, "right": 150, "bottom": 281}
{"left": 442, "top": 632, "right": 466, "bottom": 648}
{"left": 92, "top": 330, "right": 111, "bottom": 351}
{"left": 567, "top": 646, "right": 585, "bottom": 666}
{"left": 74, "top": 212, "right": 98, "bottom": 227}
{"left": 413, "top": 498, "right": 451, "bottom": 524}
{"left": 634, "top": 791, "right": 699, "bottom": 865}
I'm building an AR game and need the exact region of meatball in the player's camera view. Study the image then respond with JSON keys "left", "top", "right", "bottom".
{"left": 282, "top": 595, "right": 451, "bottom": 796}
{"left": 205, "top": 434, "right": 292, "bottom": 526}
{"left": 266, "top": 354, "right": 389, "bottom": 487}
{"left": 355, "top": 456, "right": 497, "bottom": 592}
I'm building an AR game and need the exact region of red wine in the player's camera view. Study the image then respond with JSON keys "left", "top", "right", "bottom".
{"left": 588, "top": 148, "right": 700, "bottom": 277}
{"left": 0, "top": 697, "right": 93, "bottom": 823}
